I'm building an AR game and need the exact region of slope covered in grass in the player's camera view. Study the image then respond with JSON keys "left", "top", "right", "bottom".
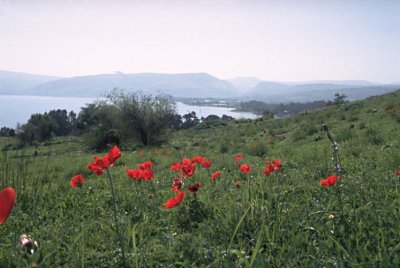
{"left": 0, "top": 90, "right": 399, "bottom": 267}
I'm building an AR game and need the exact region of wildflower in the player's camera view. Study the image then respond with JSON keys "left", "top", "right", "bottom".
{"left": 320, "top": 175, "right": 340, "bottom": 187}
{"left": 164, "top": 191, "right": 186, "bottom": 208}
{"left": 211, "top": 171, "right": 221, "bottom": 180}
{"left": 127, "top": 160, "right": 154, "bottom": 181}
{"left": 263, "top": 159, "right": 282, "bottom": 176}
{"left": 234, "top": 182, "right": 241, "bottom": 188}
{"left": 171, "top": 178, "right": 183, "bottom": 192}
{"left": 201, "top": 160, "right": 212, "bottom": 168}
{"left": 240, "top": 164, "right": 251, "bottom": 174}
{"left": 141, "top": 169, "right": 154, "bottom": 180}
{"left": 263, "top": 161, "right": 275, "bottom": 176}
{"left": 328, "top": 214, "right": 335, "bottom": 220}
{"left": 70, "top": 174, "right": 86, "bottom": 188}
{"left": 170, "top": 162, "right": 182, "bottom": 171}
{"left": 19, "top": 234, "right": 38, "bottom": 255}
{"left": 139, "top": 160, "right": 153, "bottom": 170}
{"left": 87, "top": 157, "right": 109, "bottom": 176}
{"left": 107, "top": 146, "right": 122, "bottom": 166}
{"left": 87, "top": 146, "right": 122, "bottom": 176}
{"left": 182, "top": 158, "right": 191, "bottom": 165}
{"left": 0, "top": 187, "right": 16, "bottom": 224}
{"left": 188, "top": 183, "right": 201, "bottom": 193}
{"left": 192, "top": 156, "right": 204, "bottom": 164}
{"left": 395, "top": 169, "right": 400, "bottom": 177}
{"left": 272, "top": 159, "right": 282, "bottom": 171}
{"left": 181, "top": 163, "right": 196, "bottom": 178}
{"left": 235, "top": 155, "right": 244, "bottom": 162}
{"left": 126, "top": 169, "right": 141, "bottom": 180}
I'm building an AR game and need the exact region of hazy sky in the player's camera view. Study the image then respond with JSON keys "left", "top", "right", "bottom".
{"left": 0, "top": 0, "right": 399, "bottom": 83}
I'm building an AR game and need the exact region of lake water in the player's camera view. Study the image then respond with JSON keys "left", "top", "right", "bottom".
{"left": 0, "top": 95, "right": 257, "bottom": 128}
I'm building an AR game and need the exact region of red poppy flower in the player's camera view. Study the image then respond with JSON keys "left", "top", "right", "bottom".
{"left": 172, "top": 178, "right": 183, "bottom": 192}
{"left": 181, "top": 163, "right": 196, "bottom": 178}
{"left": 138, "top": 160, "right": 153, "bottom": 170}
{"left": 127, "top": 160, "right": 154, "bottom": 181}
{"left": 87, "top": 146, "right": 122, "bottom": 176}
{"left": 235, "top": 155, "right": 244, "bottom": 162}
{"left": 170, "top": 162, "right": 182, "bottom": 171}
{"left": 211, "top": 171, "right": 221, "bottom": 180}
{"left": 188, "top": 183, "right": 201, "bottom": 192}
{"left": 141, "top": 169, "right": 154, "bottom": 180}
{"left": 182, "top": 158, "right": 191, "bottom": 165}
{"left": 70, "top": 174, "right": 86, "bottom": 188}
{"left": 272, "top": 159, "right": 282, "bottom": 172}
{"left": 263, "top": 161, "right": 275, "bottom": 176}
{"left": 240, "top": 164, "right": 251, "bottom": 173}
{"left": 263, "top": 159, "right": 282, "bottom": 175}
{"left": 0, "top": 187, "right": 16, "bottom": 224}
{"left": 87, "top": 157, "right": 109, "bottom": 176}
{"left": 163, "top": 191, "right": 185, "bottom": 208}
{"left": 234, "top": 182, "right": 241, "bottom": 188}
{"left": 192, "top": 156, "right": 204, "bottom": 164}
{"left": 127, "top": 169, "right": 141, "bottom": 180}
{"left": 320, "top": 175, "right": 340, "bottom": 187}
{"left": 201, "top": 160, "right": 212, "bottom": 168}
{"left": 107, "top": 146, "right": 122, "bottom": 167}
{"left": 138, "top": 163, "right": 146, "bottom": 170}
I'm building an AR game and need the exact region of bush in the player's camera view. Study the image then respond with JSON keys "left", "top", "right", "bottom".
{"left": 81, "top": 89, "right": 178, "bottom": 149}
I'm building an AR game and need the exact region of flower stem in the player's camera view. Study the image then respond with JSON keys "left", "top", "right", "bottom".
{"left": 106, "top": 168, "right": 127, "bottom": 266}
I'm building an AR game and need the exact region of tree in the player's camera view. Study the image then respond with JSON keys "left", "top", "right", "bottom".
{"left": 75, "top": 103, "right": 102, "bottom": 132}
{"left": 16, "top": 109, "right": 77, "bottom": 145}
{"left": 99, "top": 89, "right": 177, "bottom": 146}
{"left": 181, "top": 111, "right": 200, "bottom": 129}
{"left": 332, "top": 93, "right": 348, "bottom": 105}
{"left": 48, "top": 109, "right": 72, "bottom": 136}
{"left": 78, "top": 102, "right": 120, "bottom": 150}
{"left": 0, "top": 127, "right": 16, "bottom": 137}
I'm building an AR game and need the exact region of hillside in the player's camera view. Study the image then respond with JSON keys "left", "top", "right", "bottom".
{"left": 245, "top": 81, "right": 400, "bottom": 103}
{"left": 1, "top": 90, "right": 399, "bottom": 266}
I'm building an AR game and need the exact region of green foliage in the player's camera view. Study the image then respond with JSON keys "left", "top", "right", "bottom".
{"left": 81, "top": 90, "right": 178, "bottom": 149}
{"left": 0, "top": 127, "right": 16, "bottom": 137}
{"left": 16, "top": 109, "right": 76, "bottom": 145}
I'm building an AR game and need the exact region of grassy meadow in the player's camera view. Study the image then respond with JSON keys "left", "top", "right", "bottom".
{"left": 1, "top": 90, "right": 400, "bottom": 267}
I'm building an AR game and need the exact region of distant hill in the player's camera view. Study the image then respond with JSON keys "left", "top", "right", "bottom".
{"left": 245, "top": 80, "right": 400, "bottom": 103}
{"left": 28, "top": 72, "right": 236, "bottom": 98}
{"left": 0, "top": 70, "right": 60, "bottom": 95}
{"left": 1, "top": 70, "right": 399, "bottom": 102}
{"left": 227, "top": 77, "right": 261, "bottom": 95}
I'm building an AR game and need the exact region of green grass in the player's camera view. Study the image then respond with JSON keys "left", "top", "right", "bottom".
{"left": 0, "top": 90, "right": 400, "bottom": 267}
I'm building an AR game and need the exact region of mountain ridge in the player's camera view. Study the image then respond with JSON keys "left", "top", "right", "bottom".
{"left": 1, "top": 70, "right": 399, "bottom": 102}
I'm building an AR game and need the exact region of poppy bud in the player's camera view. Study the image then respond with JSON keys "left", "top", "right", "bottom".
{"left": 19, "top": 234, "right": 38, "bottom": 255}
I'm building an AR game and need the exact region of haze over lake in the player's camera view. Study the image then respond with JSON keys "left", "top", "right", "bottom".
{"left": 1, "top": 95, "right": 257, "bottom": 128}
